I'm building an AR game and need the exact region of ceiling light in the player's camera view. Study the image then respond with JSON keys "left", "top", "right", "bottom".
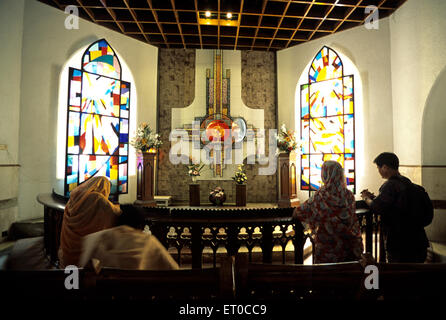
{"left": 226, "top": 12, "right": 232, "bottom": 19}
{"left": 205, "top": 11, "right": 211, "bottom": 18}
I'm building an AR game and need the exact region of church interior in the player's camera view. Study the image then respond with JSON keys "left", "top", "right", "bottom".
{"left": 1, "top": 0, "right": 446, "bottom": 304}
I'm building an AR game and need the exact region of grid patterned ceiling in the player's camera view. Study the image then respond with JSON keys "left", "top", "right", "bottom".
{"left": 39, "top": 0, "right": 406, "bottom": 51}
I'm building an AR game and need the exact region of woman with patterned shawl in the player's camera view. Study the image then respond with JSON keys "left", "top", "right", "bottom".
{"left": 293, "top": 161, "right": 363, "bottom": 263}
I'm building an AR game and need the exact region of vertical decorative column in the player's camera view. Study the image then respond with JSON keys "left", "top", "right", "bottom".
{"left": 135, "top": 152, "right": 156, "bottom": 207}
{"left": 278, "top": 152, "right": 300, "bottom": 208}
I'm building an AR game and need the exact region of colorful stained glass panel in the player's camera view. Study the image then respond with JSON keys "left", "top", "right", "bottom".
{"left": 66, "top": 40, "right": 130, "bottom": 196}
{"left": 300, "top": 46, "right": 355, "bottom": 193}
{"left": 82, "top": 39, "right": 121, "bottom": 78}
{"left": 120, "top": 81, "right": 130, "bottom": 118}
{"left": 79, "top": 114, "right": 119, "bottom": 155}
{"left": 301, "top": 154, "right": 310, "bottom": 190}
{"left": 79, "top": 155, "right": 118, "bottom": 193}
{"left": 119, "top": 156, "right": 128, "bottom": 193}
{"left": 309, "top": 78, "right": 344, "bottom": 117}
{"left": 81, "top": 72, "right": 120, "bottom": 116}
{"left": 301, "top": 84, "right": 309, "bottom": 119}
{"left": 343, "top": 75, "right": 354, "bottom": 114}
{"left": 309, "top": 116, "right": 344, "bottom": 154}
{"left": 301, "top": 119, "right": 310, "bottom": 154}
{"left": 345, "top": 114, "right": 354, "bottom": 153}
{"left": 68, "top": 68, "right": 82, "bottom": 112}
{"left": 66, "top": 155, "right": 79, "bottom": 192}
{"left": 345, "top": 153, "right": 355, "bottom": 191}
{"left": 119, "top": 119, "right": 128, "bottom": 144}
{"left": 309, "top": 46, "right": 343, "bottom": 83}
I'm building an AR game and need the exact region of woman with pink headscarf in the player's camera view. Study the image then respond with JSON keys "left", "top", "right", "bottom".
{"left": 293, "top": 161, "right": 363, "bottom": 263}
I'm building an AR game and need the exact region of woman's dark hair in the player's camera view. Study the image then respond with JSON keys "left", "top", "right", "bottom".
{"left": 373, "top": 152, "right": 399, "bottom": 170}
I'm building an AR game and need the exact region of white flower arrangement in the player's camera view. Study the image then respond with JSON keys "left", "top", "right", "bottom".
{"left": 277, "top": 123, "right": 301, "bottom": 153}
{"left": 130, "top": 122, "right": 162, "bottom": 152}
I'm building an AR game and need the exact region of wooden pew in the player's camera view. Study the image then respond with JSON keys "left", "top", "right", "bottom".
{"left": 234, "top": 254, "right": 366, "bottom": 300}
{"left": 369, "top": 262, "right": 446, "bottom": 300}
{"left": 2, "top": 254, "right": 445, "bottom": 302}
{"left": 0, "top": 257, "right": 235, "bottom": 301}
{"left": 92, "top": 257, "right": 235, "bottom": 300}
{"left": 0, "top": 268, "right": 95, "bottom": 301}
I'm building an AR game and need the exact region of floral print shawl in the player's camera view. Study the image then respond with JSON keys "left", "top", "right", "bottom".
{"left": 294, "top": 161, "right": 363, "bottom": 263}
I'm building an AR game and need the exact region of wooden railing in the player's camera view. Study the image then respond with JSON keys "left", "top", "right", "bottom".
{"left": 38, "top": 193, "right": 384, "bottom": 267}
{"left": 143, "top": 207, "right": 302, "bottom": 268}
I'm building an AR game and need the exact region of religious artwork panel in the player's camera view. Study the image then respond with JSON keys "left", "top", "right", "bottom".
{"left": 81, "top": 72, "right": 121, "bottom": 117}
{"left": 79, "top": 155, "right": 119, "bottom": 194}
{"left": 67, "top": 111, "right": 80, "bottom": 154}
{"left": 119, "top": 156, "right": 128, "bottom": 193}
{"left": 68, "top": 68, "right": 82, "bottom": 112}
{"left": 300, "top": 46, "right": 355, "bottom": 193}
{"left": 120, "top": 81, "right": 130, "bottom": 118}
{"left": 309, "top": 46, "right": 343, "bottom": 83}
{"left": 301, "top": 154, "right": 310, "bottom": 190}
{"left": 301, "top": 84, "right": 309, "bottom": 119}
{"left": 345, "top": 153, "right": 355, "bottom": 192}
{"left": 66, "top": 155, "right": 79, "bottom": 193}
{"left": 309, "top": 154, "right": 323, "bottom": 191}
{"left": 232, "top": 117, "right": 247, "bottom": 143}
{"left": 344, "top": 114, "right": 355, "bottom": 154}
{"left": 343, "top": 75, "right": 354, "bottom": 115}
{"left": 82, "top": 39, "right": 121, "bottom": 79}
{"left": 65, "top": 39, "right": 130, "bottom": 196}
{"left": 79, "top": 114, "right": 119, "bottom": 155}
{"left": 309, "top": 116, "right": 344, "bottom": 154}
{"left": 309, "top": 78, "right": 344, "bottom": 117}
{"left": 301, "top": 119, "right": 310, "bottom": 154}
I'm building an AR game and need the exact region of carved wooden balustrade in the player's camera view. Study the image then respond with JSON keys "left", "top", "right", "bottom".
{"left": 143, "top": 207, "right": 303, "bottom": 269}
{"left": 38, "top": 193, "right": 383, "bottom": 267}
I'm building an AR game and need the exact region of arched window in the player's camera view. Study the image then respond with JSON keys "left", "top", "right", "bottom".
{"left": 65, "top": 39, "right": 130, "bottom": 196}
{"left": 300, "top": 46, "right": 355, "bottom": 193}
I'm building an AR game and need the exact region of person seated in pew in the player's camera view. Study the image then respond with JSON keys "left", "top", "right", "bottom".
{"left": 79, "top": 225, "right": 179, "bottom": 270}
{"left": 59, "top": 176, "right": 178, "bottom": 270}
{"left": 293, "top": 161, "right": 364, "bottom": 264}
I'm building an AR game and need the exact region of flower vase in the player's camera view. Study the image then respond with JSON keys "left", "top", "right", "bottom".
{"left": 236, "top": 183, "right": 247, "bottom": 206}
{"left": 209, "top": 192, "right": 226, "bottom": 206}
{"left": 191, "top": 176, "right": 197, "bottom": 183}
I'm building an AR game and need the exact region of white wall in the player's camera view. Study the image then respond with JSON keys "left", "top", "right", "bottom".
{"left": 16, "top": 0, "right": 158, "bottom": 221}
{"left": 389, "top": 0, "right": 446, "bottom": 241}
{"left": 390, "top": 0, "right": 446, "bottom": 168}
{"left": 277, "top": 16, "right": 394, "bottom": 200}
{"left": 0, "top": 0, "right": 25, "bottom": 237}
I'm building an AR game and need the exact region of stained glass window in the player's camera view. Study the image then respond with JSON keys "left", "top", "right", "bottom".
{"left": 65, "top": 39, "right": 130, "bottom": 196}
{"left": 300, "top": 46, "right": 355, "bottom": 193}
